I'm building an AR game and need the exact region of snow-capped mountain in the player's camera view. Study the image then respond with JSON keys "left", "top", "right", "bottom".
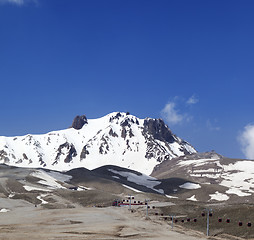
{"left": 0, "top": 112, "right": 196, "bottom": 175}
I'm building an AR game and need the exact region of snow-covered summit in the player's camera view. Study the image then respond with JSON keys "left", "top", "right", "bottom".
{"left": 0, "top": 112, "right": 196, "bottom": 175}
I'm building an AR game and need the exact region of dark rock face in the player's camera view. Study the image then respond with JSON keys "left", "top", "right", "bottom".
{"left": 143, "top": 118, "right": 175, "bottom": 143}
{"left": 55, "top": 142, "right": 77, "bottom": 164}
{"left": 80, "top": 145, "right": 89, "bottom": 159}
{"left": 99, "top": 136, "right": 110, "bottom": 154}
{"left": 121, "top": 128, "right": 127, "bottom": 139}
{"left": 120, "top": 119, "right": 131, "bottom": 128}
{"left": 71, "top": 115, "right": 88, "bottom": 130}
{"left": 109, "top": 112, "right": 122, "bottom": 122}
{"left": 109, "top": 128, "right": 118, "bottom": 137}
{"left": 0, "top": 150, "right": 7, "bottom": 159}
{"left": 64, "top": 144, "right": 77, "bottom": 163}
{"left": 142, "top": 118, "right": 185, "bottom": 162}
{"left": 0, "top": 150, "right": 10, "bottom": 163}
{"left": 23, "top": 153, "right": 28, "bottom": 160}
{"left": 39, "top": 157, "right": 46, "bottom": 167}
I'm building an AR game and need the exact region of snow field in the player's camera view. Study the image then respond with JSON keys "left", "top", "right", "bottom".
{"left": 31, "top": 170, "right": 68, "bottom": 189}
{"left": 108, "top": 169, "right": 164, "bottom": 194}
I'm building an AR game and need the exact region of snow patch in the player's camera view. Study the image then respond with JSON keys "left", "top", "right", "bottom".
{"left": 47, "top": 171, "right": 72, "bottom": 182}
{"left": 31, "top": 170, "right": 66, "bottom": 189}
{"left": 23, "top": 185, "right": 51, "bottom": 192}
{"left": 112, "top": 176, "right": 120, "bottom": 179}
{"left": 122, "top": 184, "right": 143, "bottom": 193}
{"left": 78, "top": 185, "right": 93, "bottom": 191}
{"left": 37, "top": 194, "right": 49, "bottom": 204}
{"left": 219, "top": 161, "right": 254, "bottom": 196}
{"left": 165, "top": 194, "right": 178, "bottom": 199}
{"left": 187, "top": 195, "right": 198, "bottom": 201}
{"left": 8, "top": 193, "right": 15, "bottom": 198}
{"left": 178, "top": 157, "right": 220, "bottom": 167}
{"left": 179, "top": 182, "right": 201, "bottom": 190}
{"left": 225, "top": 188, "right": 251, "bottom": 197}
{"left": 209, "top": 191, "right": 229, "bottom": 201}
{"left": 0, "top": 208, "right": 9, "bottom": 213}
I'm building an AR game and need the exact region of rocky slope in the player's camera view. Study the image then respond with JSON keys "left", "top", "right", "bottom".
{"left": 0, "top": 112, "right": 196, "bottom": 175}
{"left": 152, "top": 151, "right": 254, "bottom": 202}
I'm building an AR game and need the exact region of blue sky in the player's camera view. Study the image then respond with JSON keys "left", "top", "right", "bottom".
{"left": 0, "top": 0, "right": 254, "bottom": 159}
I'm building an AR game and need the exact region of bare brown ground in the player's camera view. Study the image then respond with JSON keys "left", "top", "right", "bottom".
{"left": 0, "top": 198, "right": 209, "bottom": 240}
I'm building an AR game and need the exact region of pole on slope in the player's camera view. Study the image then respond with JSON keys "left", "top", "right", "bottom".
{"left": 171, "top": 215, "right": 174, "bottom": 230}
{"left": 145, "top": 199, "right": 150, "bottom": 217}
{"left": 207, "top": 209, "right": 209, "bottom": 236}
{"left": 206, "top": 208, "right": 212, "bottom": 236}
{"left": 129, "top": 195, "right": 131, "bottom": 210}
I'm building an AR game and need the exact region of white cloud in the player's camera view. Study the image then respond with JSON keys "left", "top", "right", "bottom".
{"left": 186, "top": 95, "right": 199, "bottom": 105}
{"left": 0, "top": 0, "right": 24, "bottom": 4}
{"left": 206, "top": 119, "right": 220, "bottom": 131}
{"left": 0, "top": 0, "right": 37, "bottom": 5}
{"left": 160, "top": 102, "right": 184, "bottom": 125}
{"left": 239, "top": 124, "right": 254, "bottom": 160}
{"left": 161, "top": 95, "right": 198, "bottom": 126}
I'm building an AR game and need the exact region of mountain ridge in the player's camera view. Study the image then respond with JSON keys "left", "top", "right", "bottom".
{"left": 0, "top": 112, "right": 196, "bottom": 175}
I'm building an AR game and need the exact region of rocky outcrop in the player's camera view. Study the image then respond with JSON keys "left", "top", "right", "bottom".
{"left": 143, "top": 118, "right": 175, "bottom": 143}
{"left": 80, "top": 145, "right": 90, "bottom": 159}
{"left": 55, "top": 142, "right": 77, "bottom": 164}
{"left": 109, "top": 128, "right": 118, "bottom": 137}
{"left": 71, "top": 115, "right": 88, "bottom": 130}
{"left": 0, "top": 150, "right": 10, "bottom": 163}
{"left": 109, "top": 112, "right": 122, "bottom": 122}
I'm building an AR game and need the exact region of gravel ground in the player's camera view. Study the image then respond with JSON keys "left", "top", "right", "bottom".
{"left": 0, "top": 197, "right": 207, "bottom": 240}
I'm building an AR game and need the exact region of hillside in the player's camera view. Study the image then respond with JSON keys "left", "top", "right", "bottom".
{"left": 152, "top": 151, "right": 254, "bottom": 203}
